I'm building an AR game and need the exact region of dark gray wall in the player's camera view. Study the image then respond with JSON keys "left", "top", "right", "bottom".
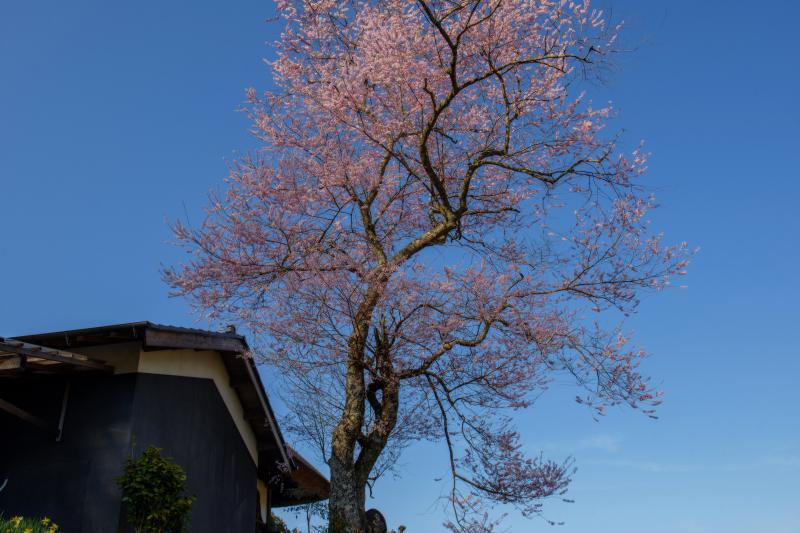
{"left": 129, "top": 374, "right": 258, "bottom": 533}
{"left": 0, "top": 372, "right": 258, "bottom": 533}
{"left": 0, "top": 374, "right": 137, "bottom": 531}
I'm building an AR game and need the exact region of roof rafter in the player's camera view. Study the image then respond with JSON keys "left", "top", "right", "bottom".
{"left": 0, "top": 338, "right": 113, "bottom": 373}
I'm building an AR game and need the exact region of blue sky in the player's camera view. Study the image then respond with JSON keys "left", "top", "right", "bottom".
{"left": 1, "top": 1, "right": 799, "bottom": 531}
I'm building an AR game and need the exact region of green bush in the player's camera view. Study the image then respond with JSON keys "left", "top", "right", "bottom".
{"left": 267, "top": 513, "right": 294, "bottom": 533}
{"left": 116, "top": 446, "right": 196, "bottom": 533}
{"left": 0, "top": 515, "right": 60, "bottom": 533}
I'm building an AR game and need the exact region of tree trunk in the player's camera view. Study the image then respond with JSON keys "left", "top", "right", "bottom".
{"left": 328, "top": 379, "right": 399, "bottom": 533}
{"left": 328, "top": 279, "right": 399, "bottom": 532}
{"left": 329, "top": 455, "right": 367, "bottom": 533}
{"left": 329, "top": 335, "right": 369, "bottom": 533}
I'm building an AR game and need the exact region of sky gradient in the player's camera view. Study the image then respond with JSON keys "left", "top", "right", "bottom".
{"left": 1, "top": 1, "right": 799, "bottom": 531}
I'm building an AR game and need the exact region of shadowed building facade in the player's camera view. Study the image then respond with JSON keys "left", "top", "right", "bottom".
{"left": 0, "top": 322, "right": 328, "bottom": 533}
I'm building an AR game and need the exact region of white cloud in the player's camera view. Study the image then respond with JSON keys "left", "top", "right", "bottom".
{"left": 577, "top": 433, "right": 622, "bottom": 453}
{"left": 591, "top": 458, "right": 700, "bottom": 473}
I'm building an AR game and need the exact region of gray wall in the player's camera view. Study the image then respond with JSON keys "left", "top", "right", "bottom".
{"left": 129, "top": 374, "right": 258, "bottom": 533}
{"left": 0, "top": 372, "right": 258, "bottom": 533}
{"left": 0, "top": 374, "right": 137, "bottom": 531}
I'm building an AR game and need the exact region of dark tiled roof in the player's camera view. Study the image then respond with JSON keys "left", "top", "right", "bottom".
{"left": 17, "top": 321, "right": 248, "bottom": 349}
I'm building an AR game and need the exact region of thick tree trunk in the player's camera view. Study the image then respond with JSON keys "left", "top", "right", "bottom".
{"left": 329, "top": 455, "right": 367, "bottom": 533}
{"left": 327, "top": 275, "right": 401, "bottom": 532}
{"left": 329, "top": 335, "right": 369, "bottom": 533}
{"left": 328, "top": 379, "right": 399, "bottom": 533}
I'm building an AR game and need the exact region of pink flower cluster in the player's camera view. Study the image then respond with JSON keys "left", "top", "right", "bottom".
{"left": 165, "top": 0, "right": 690, "bottom": 529}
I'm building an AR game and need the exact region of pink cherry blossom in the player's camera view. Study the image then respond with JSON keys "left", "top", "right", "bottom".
{"left": 165, "top": 1, "right": 690, "bottom": 531}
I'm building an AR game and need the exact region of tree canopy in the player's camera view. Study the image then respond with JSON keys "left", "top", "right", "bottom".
{"left": 166, "top": 1, "right": 689, "bottom": 530}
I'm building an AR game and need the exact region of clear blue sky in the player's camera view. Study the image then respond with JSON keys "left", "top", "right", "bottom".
{"left": 1, "top": 1, "right": 798, "bottom": 531}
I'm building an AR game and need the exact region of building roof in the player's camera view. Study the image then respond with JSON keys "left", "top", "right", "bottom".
{"left": 16, "top": 321, "right": 249, "bottom": 351}
{"left": 11, "top": 321, "right": 329, "bottom": 506}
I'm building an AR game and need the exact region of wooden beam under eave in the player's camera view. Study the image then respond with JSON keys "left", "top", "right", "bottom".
{"left": 144, "top": 329, "right": 245, "bottom": 353}
{"left": 229, "top": 376, "right": 252, "bottom": 390}
{"left": 0, "top": 356, "right": 21, "bottom": 371}
{"left": 0, "top": 344, "right": 112, "bottom": 372}
{"left": 257, "top": 440, "right": 279, "bottom": 453}
{"left": 244, "top": 410, "right": 267, "bottom": 424}
{"left": 0, "top": 397, "right": 52, "bottom": 432}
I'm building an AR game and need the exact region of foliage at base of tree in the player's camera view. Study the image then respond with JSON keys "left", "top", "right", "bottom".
{"left": 268, "top": 513, "right": 304, "bottom": 533}
{"left": 0, "top": 515, "right": 59, "bottom": 533}
{"left": 116, "top": 446, "right": 196, "bottom": 533}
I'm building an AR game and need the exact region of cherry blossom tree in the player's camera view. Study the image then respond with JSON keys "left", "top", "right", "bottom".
{"left": 165, "top": 0, "right": 689, "bottom": 531}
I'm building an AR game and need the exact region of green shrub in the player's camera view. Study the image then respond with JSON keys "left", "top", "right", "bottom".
{"left": 267, "top": 513, "right": 293, "bottom": 533}
{"left": 116, "top": 446, "right": 196, "bottom": 533}
{"left": 0, "top": 515, "right": 60, "bottom": 533}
